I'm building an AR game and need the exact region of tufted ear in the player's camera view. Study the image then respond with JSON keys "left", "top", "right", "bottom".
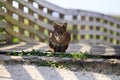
{"left": 53, "top": 22, "right": 58, "bottom": 30}
{"left": 62, "top": 23, "right": 67, "bottom": 30}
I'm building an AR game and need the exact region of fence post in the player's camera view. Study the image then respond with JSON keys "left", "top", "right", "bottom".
{"left": 72, "top": 15, "right": 78, "bottom": 42}
{"left": 6, "top": 0, "right": 13, "bottom": 43}
{"left": 28, "top": 0, "right": 35, "bottom": 40}
{"left": 38, "top": 6, "right": 45, "bottom": 42}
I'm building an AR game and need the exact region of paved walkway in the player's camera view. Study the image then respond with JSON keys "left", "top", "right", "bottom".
{"left": 0, "top": 64, "right": 120, "bottom": 80}
{"left": 0, "top": 42, "right": 120, "bottom": 80}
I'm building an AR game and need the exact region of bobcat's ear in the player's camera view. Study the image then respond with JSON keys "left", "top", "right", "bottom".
{"left": 53, "top": 22, "right": 58, "bottom": 30}
{"left": 63, "top": 23, "right": 67, "bottom": 30}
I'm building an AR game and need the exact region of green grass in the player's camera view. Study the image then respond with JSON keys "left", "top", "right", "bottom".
{"left": 37, "top": 60, "right": 75, "bottom": 69}
{"left": 9, "top": 49, "right": 101, "bottom": 59}
{"left": 38, "top": 60, "right": 60, "bottom": 68}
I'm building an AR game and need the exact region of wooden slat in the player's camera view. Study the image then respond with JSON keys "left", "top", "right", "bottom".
{"left": 38, "top": 5, "right": 45, "bottom": 42}
{"left": 0, "top": 8, "right": 5, "bottom": 16}
{"left": 28, "top": 0, "right": 35, "bottom": 39}
{"left": 72, "top": 15, "right": 78, "bottom": 40}
{"left": 6, "top": 0, "right": 13, "bottom": 43}
{"left": 78, "top": 39, "right": 113, "bottom": 45}
{"left": 19, "top": 2, "right": 24, "bottom": 38}
{"left": 0, "top": 21, "right": 6, "bottom": 28}
{"left": 5, "top": 26, "right": 36, "bottom": 43}
{"left": 0, "top": 34, "right": 7, "bottom": 41}
{"left": 34, "top": 0, "right": 66, "bottom": 15}
{"left": 70, "top": 30, "right": 120, "bottom": 41}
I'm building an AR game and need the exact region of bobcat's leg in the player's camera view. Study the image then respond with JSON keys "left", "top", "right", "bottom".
{"left": 49, "top": 42, "right": 55, "bottom": 52}
{"left": 49, "top": 42, "right": 61, "bottom": 52}
{"left": 54, "top": 45, "right": 69, "bottom": 52}
{"left": 54, "top": 46, "right": 61, "bottom": 52}
{"left": 60, "top": 44, "right": 69, "bottom": 52}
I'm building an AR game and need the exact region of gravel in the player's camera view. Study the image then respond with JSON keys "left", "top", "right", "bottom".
{"left": 0, "top": 64, "right": 120, "bottom": 80}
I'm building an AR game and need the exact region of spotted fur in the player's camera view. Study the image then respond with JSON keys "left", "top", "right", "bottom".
{"left": 49, "top": 23, "right": 71, "bottom": 52}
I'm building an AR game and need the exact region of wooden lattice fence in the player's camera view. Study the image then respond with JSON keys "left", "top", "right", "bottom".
{"left": 0, "top": 0, "right": 120, "bottom": 45}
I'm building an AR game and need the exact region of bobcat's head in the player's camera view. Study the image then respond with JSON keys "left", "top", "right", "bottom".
{"left": 53, "top": 22, "right": 67, "bottom": 42}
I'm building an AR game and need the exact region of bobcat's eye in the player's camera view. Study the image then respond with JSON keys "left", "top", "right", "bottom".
{"left": 62, "top": 32, "right": 66, "bottom": 37}
{"left": 54, "top": 32, "right": 58, "bottom": 36}
{"left": 63, "top": 33, "right": 65, "bottom": 35}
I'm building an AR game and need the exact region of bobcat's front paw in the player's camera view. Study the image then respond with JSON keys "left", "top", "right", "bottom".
{"left": 45, "top": 48, "right": 54, "bottom": 52}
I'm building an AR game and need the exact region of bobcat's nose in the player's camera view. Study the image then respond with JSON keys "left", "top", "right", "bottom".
{"left": 56, "top": 37, "right": 60, "bottom": 42}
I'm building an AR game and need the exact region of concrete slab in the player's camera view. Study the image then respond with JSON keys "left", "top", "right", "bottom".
{"left": 0, "top": 64, "right": 120, "bottom": 80}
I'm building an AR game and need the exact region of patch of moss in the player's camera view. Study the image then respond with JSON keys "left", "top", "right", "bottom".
{"left": 9, "top": 49, "right": 101, "bottom": 59}
{"left": 38, "top": 60, "right": 60, "bottom": 68}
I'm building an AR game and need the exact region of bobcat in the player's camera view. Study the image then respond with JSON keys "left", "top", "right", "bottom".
{"left": 49, "top": 22, "right": 71, "bottom": 52}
